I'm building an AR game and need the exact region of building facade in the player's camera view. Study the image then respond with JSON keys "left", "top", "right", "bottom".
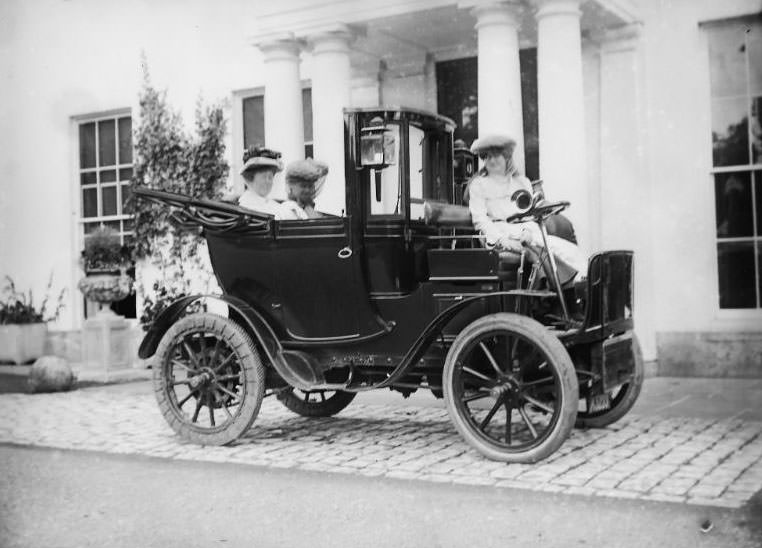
{"left": 1, "top": 0, "right": 760, "bottom": 374}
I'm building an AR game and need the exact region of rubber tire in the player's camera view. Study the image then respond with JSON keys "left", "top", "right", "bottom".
{"left": 277, "top": 389, "right": 357, "bottom": 417}
{"left": 575, "top": 334, "right": 644, "bottom": 429}
{"left": 153, "top": 313, "right": 265, "bottom": 446}
{"left": 443, "top": 313, "right": 579, "bottom": 463}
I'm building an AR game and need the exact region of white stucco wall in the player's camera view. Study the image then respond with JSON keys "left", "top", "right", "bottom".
{"left": 638, "top": 0, "right": 762, "bottom": 336}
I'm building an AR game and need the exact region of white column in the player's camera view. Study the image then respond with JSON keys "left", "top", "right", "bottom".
{"left": 423, "top": 52, "right": 438, "bottom": 114}
{"left": 257, "top": 36, "right": 305, "bottom": 200}
{"left": 307, "top": 26, "right": 353, "bottom": 215}
{"left": 472, "top": 1, "right": 525, "bottom": 172}
{"left": 535, "top": 0, "right": 588, "bottom": 251}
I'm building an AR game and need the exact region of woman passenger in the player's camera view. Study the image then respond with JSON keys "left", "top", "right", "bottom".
{"left": 237, "top": 146, "right": 283, "bottom": 216}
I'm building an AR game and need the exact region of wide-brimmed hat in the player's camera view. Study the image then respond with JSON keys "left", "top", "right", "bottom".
{"left": 285, "top": 159, "right": 329, "bottom": 185}
{"left": 240, "top": 146, "right": 283, "bottom": 175}
{"left": 470, "top": 134, "right": 516, "bottom": 156}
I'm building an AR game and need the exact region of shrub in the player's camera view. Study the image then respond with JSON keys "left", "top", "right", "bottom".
{"left": 81, "top": 226, "right": 132, "bottom": 272}
{"left": 0, "top": 275, "right": 66, "bottom": 325}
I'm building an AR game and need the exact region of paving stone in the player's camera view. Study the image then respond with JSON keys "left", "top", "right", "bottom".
{"left": 3, "top": 391, "right": 762, "bottom": 510}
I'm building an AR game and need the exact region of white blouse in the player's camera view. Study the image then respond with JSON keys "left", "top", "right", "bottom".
{"left": 238, "top": 189, "right": 281, "bottom": 217}
{"left": 468, "top": 174, "right": 532, "bottom": 245}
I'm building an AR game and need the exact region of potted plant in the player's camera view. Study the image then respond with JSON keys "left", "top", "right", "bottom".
{"left": 0, "top": 276, "right": 66, "bottom": 364}
{"left": 77, "top": 227, "right": 134, "bottom": 315}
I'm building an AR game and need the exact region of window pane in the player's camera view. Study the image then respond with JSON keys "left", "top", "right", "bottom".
{"left": 756, "top": 171, "right": 762, "bottom": 237}
{"left": 752, "top": 96, "right": 762, "bottom": 164}
{"left": 121, "top": 183, "right": 131, "bottom": 209}
{"left": 712, "top": 97, "right": 749, "bottom": 166}
{"left": 83, "top": 222, "right": 101, "bottom": 234}
{"left": 79, "top": 122, "right": 96, "bottom": 168}
{"left": 118, "top": 117, "right": 132, "bottom": 164}
{"left": 717, "top": 241, "right": 756, "bottom": 308}
{"left": 759, "top": 242, "right": 762, "bottom": 306}
{"left": 304, "top": 144, "right": 313, "bottom": 159}
{"left": 302, "top": 88, "right": 313, "bottom": 143}
{"left": 82, "top": 188, "right": 98, "bottom": 217}
{"left": 102, "top": 186, "right": 117, "bottom": 216}
{"left": 104, "top": 220, "right": 121, "bottom": 232}
{"left": 100, "top": 169, "right": 116, "bottom": 183}
{"left": 123, "top": 218, "right": 134, "bottom": 231}
{"left": 98, "top": 119, "right": 116, "bottom": 166}
{"left": 708, "top": 25, "right": 747, "bottom": 97}
{"left": 749, "top": 24, "right": 762, "bottom": 95}
{"left": 715, "top": 171, "right": 753, "bottom": 237}
{"left": 243, "top": 95, "right": 265, "bottom": 149}
{"left": 80, "top": 171, "right": 96, "bottom": 185}
{"left": 119, "top": 167, "right": 133, "bottom": 181}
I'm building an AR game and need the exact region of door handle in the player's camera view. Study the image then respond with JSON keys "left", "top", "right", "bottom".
{"left": 338, "top": 246, "right": 353, "bottom": 259}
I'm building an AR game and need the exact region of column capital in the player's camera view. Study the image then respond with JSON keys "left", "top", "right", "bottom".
{"left": 464, "top": 1, "right": 524, "bottom": 29}
{"left": 533, "top": 0, "right": 584, "bottom": 20}
{"left": 305, "top": 23, "right": 356, "bottom": 56}
{"left": 255, "top": 34, "right": 304, "bottom": 62}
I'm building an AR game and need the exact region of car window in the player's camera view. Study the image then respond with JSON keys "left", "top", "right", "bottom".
{"left": 368, "top": 124, "right": 402, "bottom": 217}
{"left": 409, "top": 124, "right": 453, "bottom": 221}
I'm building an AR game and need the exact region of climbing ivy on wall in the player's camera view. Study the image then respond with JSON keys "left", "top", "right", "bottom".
{"left": 128, "top": 66, "right": 229, "bottom": 328}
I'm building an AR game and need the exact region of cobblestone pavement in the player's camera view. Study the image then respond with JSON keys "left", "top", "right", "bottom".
{"left": 1, "top": 389, "right": 760, "bottom": 509}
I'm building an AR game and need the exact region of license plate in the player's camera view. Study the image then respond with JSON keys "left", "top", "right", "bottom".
{"left": 587, "top": 394, "right": 611, "bottom": 413}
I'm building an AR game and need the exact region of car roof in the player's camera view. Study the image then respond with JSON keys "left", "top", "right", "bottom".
{"left": 343, "top": 106, "right": 456, "bottom": 132}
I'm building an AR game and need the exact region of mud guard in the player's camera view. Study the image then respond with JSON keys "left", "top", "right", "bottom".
{"left": 137, "top": 294, "right": 320, "bottom": 390}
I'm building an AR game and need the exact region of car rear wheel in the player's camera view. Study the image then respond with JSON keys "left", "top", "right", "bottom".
{"left": 154, "top": 313, "right": 265, "bottom": 445}
{"left": 277, "top": 389, "right": 356, "bottom": 417}
{"left": 575, "top": 334, "right": 644, "bottom": 428}
{"left": 443, "top": 313, "right": 578, "bottom": 463}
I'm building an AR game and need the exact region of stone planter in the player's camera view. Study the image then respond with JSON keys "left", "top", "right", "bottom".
{"left": 0, "top": 323, "right": 48, "bottom": 364}
{"left": 77, "top": 271, "right": 135, "bottom": 373}
{"left": 77, "top": 272, "right": 133, "bottom": 313}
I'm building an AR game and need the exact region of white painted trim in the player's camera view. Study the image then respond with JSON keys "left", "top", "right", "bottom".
{"left": 250, "top": 0, "right": 455, "bottom": 41}
{"left": 69, "top": 108, "right": 133, "bottom": 328}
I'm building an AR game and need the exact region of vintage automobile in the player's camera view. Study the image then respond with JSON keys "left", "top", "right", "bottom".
{"left": 135, "top": 106, "right": 643, "bottom": 463}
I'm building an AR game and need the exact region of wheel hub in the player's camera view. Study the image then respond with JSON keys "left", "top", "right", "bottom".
{"left": 490, "top": 377, "right": 520, "bottom": 401}
{"left": 188, "top": 368, "right": 215, "bottom": 390}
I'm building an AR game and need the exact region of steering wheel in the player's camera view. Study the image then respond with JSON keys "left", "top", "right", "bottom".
{"left": 505, "top": 200, "right": 570, "bottom": 224}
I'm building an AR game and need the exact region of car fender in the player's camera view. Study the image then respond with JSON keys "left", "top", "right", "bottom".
{"left": 138, "top": 294, "right": 284, "bottom": 369}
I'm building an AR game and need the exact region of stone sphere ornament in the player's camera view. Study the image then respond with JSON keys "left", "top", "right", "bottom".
{"left": 27, "top": 355, "right": 75, "bottom": 393}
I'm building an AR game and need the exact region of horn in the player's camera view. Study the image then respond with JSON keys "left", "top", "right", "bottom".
{"left": 511, "top": 189, "right": 533, "bottom": 213}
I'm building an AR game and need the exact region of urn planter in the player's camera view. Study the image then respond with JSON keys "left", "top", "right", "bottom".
{"left": 0, "top": 323, "right": 47, "bottom": 365}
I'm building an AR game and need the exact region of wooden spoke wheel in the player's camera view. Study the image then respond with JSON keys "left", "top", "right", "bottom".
{"left": 576, "top": 334, "right": 644, "bottom": 428}
{"left": 443, "top": 313, "right": 578, "bottom": 463}
{"left": 277, "top": 389, "right": 356, "bottom": 417}
{"left": 153, "top": 313, "right": 265, "bottom": 445}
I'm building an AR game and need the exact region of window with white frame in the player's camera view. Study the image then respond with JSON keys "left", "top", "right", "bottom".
{"left": 707, "top": 17, "right": 762, "bottom": 309}
{"left": 78, "top": 114, "right": 134, "bottom": 245}
{"left": 242, "top": 88, "right": 313, "bottom": 157}
{"left": 77, "top": 112, "right": 135, "bottom": 318}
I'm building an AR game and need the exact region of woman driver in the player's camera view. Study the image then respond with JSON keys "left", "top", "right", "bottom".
{"left": 467, "top": 134, "right": 587, "bottom": 284}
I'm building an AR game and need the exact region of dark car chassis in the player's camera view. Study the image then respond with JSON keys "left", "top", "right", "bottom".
{"left": 135, "top": 107, "right": 643, "bottom": 463}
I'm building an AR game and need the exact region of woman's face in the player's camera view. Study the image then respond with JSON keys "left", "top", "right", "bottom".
{"left": 288, "top": 180, "right": 315, "bottom": 205}
{"left": 481, "top": 151, "right": 507, "bottom": 176}
{"left": 245, "top": 168, "right": 275, "bottom": 197}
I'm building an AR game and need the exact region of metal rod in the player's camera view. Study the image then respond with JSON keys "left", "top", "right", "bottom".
{"left": 538, "top": 221, "right": 571, "bottom": 324}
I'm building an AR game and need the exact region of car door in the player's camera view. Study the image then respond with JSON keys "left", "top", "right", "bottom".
{"left": 273, "top": 216, "right": 383, "bottom": 341}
